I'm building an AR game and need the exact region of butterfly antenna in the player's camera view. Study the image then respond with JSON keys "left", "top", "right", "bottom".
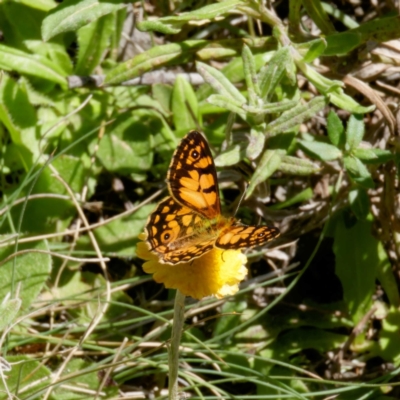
{"left": 185, "top": 100, "right": 202, "bottom": 131}
{"left": 233, "top": 182, "right": 249, "bottom": 217}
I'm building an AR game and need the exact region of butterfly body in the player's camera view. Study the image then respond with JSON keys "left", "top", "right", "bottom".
{"left": 145, "top": 131, "right": 279, "bottom": 264}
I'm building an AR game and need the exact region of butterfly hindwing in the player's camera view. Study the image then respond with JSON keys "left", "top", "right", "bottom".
{"left": 216, "top": 225, "right": 280, "bottom": 250}
{"left": 145, "top": 196, "right": 216, "bottom": 264}
{"left": 167, "top": 131, "right": 221, "bottom": 219}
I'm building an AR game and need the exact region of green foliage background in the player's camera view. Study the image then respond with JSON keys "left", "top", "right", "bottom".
{"left": 0, "top": 0, "right": 400, "bottom": 399}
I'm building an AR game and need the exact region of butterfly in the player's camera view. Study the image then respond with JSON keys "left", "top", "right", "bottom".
{"left": 145, "top": 131, "right": 280, "bottom": 264}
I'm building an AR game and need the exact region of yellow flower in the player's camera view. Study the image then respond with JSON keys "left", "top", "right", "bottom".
{"left": 136, "top": 233, "right": 247, "bottom": 300}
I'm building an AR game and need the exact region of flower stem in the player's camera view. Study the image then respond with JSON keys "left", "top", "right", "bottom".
{"left": 168, "top": 289, "right": 186, "bottom": 400}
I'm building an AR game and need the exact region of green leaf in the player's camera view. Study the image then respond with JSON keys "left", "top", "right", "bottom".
{"left": 333, "top": 216, "right": 378, "bottom": 322}
{"left": 197, "top": 61, "right": 247, "bottom": 104}
{"left": 245, "top": 150, "right": 281, "bottom": 199}
{"left": 41, "top": 0, "right": 126, "bottom": 41}
{"left": 343, "top": 155, "right": 374, "bottom": 188}
{"left": 0, "top": 44, "right": 67, "bottom": 88}
{"left": 105, "top": 41, "right": 207, "bottom": 85}
{"left": 153, "top": 84, "right": 173, "bottom": 115}
{"left": 79, "top": 204, "right": 154, "bottom": 256}
{"left": 346, "top": 114, "right": 364, "bottom": 151}
{"left": 269, "top": 187, "right": 314, "bottom": 210}
{"left": 137, "top": 0, "right": 244, "bottom": 34}
{"left": 242, "top": 99, "right": 298, "bottom": 115}
{"left": 16, "top": 155, "right": 86, "bottom": 232}
{"left": 321, "top": 2, "right": 359, "bottom": 29}
{"left": 0, "top": 356, "right": 52, "bottom": 397}
{"left": 325, "top": 15, "right": 400, "bottom": 56}
{"left": 246, "top": 127, "right": 265, "bottom": 160}
{"left": 302, "top": 0, "right": 336, "bottom": 34}
{"left": 301, "top": 38, "right": 327, "bottom": 63}
{"left": 259, "top": 47, "right": 293, "bottom": 100}
{"left": 266, "top": 96, "right": 327, "bottom": 136}
{"left": 214, "top": 143, "right": 246, "bottom": 167}
{"left": 25, "top": 40, "right": 73, "bottom": 75}
{"left": 329, "top": 89, "right": 375, "bottom": 114}
{"left": 16, "top": 0, "right": 56, "bottom": 12}
{"left": 380, "top": 307, "right": 400, "bottom": 365}
{"left": 279, "top": 155, "right": 320, "bottom": 175}
{"left": 2, "top": 2, "right": 46, "bottom": 46}
{"left": 0, "top": 74, "right": 39, "bottom": 167}
{"left": 95, "top": 113, "right": 154, "bottom": 173}
{"left": 213, "top": 299, "right": 247, "bottom": 337}
{"left": 172, "top": 75, "right": 199, "bottom": 132}
{"left": 295, "top": 61, "right": 374, "bottom": 113}
{"left": 242, "top": 45, "right": 259, "bottom": 106}
{"left": 298, "top": 139, "right": 342, "bottom": 161}
{"left": 377, "top": 255, "right": 399, "bottom": 308}
{"left": 0, "top": 298, "right": 21, "bottom": 331}
{"left": 352, "top": 148, "right": 393, "bottom": 164}
{"left": 206, "top": 94, "right": 245, "bottom": 117}
{"left": 327, "top": 110, "right": 345, "bottom": 148}
{"left": 348, "top": 188, "right": 370, "bottom": 220}
{"left": 0, "top": 240, "right": 51, "bottom": 310}
{"left": 75, "top": 12, "right": 114, "bottom": 75}
{"left": 324, "top": 31, "right": 363, "bottom": 56}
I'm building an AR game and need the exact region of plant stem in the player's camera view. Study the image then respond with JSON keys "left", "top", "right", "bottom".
{"left": 168, "top": 289, "right": 186, "bottom": 400}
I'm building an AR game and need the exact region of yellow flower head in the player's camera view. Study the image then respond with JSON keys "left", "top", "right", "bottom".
{"left": 136, "top": 233, "right": 247, "bottom": 300}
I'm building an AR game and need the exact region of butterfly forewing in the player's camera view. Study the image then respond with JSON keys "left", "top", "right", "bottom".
{"left": 167, "top": 131, "right": 221, "bottom": 219}
{"left": 216, "top": 225, "right": 280, "bottom": 249}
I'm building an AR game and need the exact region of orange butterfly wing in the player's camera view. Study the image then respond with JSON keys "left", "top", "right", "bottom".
{"left": 216, "top": 225, "right": 280, "bottom": 250}
{"left": 167, "top": 131, "right": 221, "bottom": 219}
{"left": 145, "top": 197, "right": 216, "bottom": 264}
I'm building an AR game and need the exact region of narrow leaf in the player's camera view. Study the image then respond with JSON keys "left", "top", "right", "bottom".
{"left": 207, "top": 94, "right": 245, "bottom": 117}
{"left": 137, "top": 0, "right": 244, "bottom": 34}
{"left": 346, "top": 113, "right": 364, "bottom": 151}
{"left": 214, "top": 143, "right": 246, "bottom": 167}
{"left": 245, "top": 150, "right": 281, "bottom": 199}
{"left": 302, "top": 0, "right": 336, "bottom": 34}
{"left": 298, "top": 139, "right": 342, "bottom": 161}
{"left": 75, "top": 13, "right": 114, "bottom": 75}
{"left": 348, "top": 188, "right": 370, "bottom": 220}
{"left": 302, "top": 38, "right": 327, "bottom": 63}
{"left": 0, "top": 299, "right": 21, "bottom": 331}
{"left": 246, "top": 127, "right": 265, "bottom": 160}
{"left": 242, "top": 99, "right": 298, "bottom": 115}
{"left": 42, "top": 0, "right": 126, "bottom": 41}
{"left": 343, "top": 155, "right": 374, "bottom": 188}
{"left": 0, "top": 44, "right": 66, "bottom": 88}
{"left": 172, "top": 75, "right": 199, "bottom": 132}
{"left": 327, "top": 110, "right": 345, "bottom": 148}
{"left": 259, "top": 47, "right": 292, "bottom": 100}
{"left": 353, "top": 148, "right": 393, "bottom": 164}
{"left": 269, "top": 187, "right": 314, "bottom": 210}
{"left": 334, "top": 217, "right": 379, "bottom": 323}
{"left": 197, "top": 61, "right": 247, "bottom": 103}
{"left": 105, "top": 41, "right": 208, "bottom": 85}
{"left": 266, "top": 96, "right": 327, "bottom": 136}
{"left": 280, "top": 155, "right": 320, "bottom": 175}
{"left": 242, "top": 45, "right": 259, "bottom": 106}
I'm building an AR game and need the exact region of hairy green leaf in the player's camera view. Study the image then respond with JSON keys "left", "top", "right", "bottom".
{"left": 75, "top": 13, "right": 115, "bottom": 75}
{"left": 42, "top": 0, "right": 126, "bottom": 41}
{"left": 327, "top": 110, "right": 345, "bottom": 148}
{"left": 246, "top": 150, "right": 281, "bottom": 199}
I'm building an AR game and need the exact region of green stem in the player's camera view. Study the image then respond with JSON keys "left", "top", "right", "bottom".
{"left": 168, "top": 289, "right": 186, "bottom": 400}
